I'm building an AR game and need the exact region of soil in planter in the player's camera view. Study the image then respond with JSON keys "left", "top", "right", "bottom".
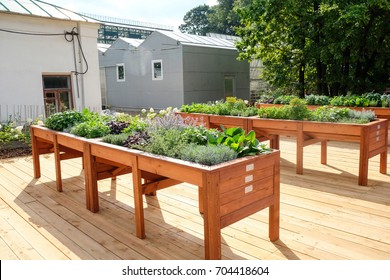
{"left": 0, "top": 142, "right": 32, "bottom": 159}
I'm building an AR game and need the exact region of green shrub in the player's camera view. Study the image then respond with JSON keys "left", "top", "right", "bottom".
{"left": 346, "top": 109, "right": 376, "bottom": 123}
{"left": 70, "top": 121, "right": 110, "bottom": 138}
{"left": 122, "top": 115, "right": 147, "bottom": 133}
{"left": 181, "top": 125, "right": 218, "bottom": 146}
{"left": 381, "top": 94, "right": 390, "bottom": 108}
{"left": 274, "top": 95, "right": 295, "bottom": 104}
{"left": 179, "top": 143, "right": 237, "bottom": 166}
{"left": 45, "top": 110, "right": 85, "bottom": 131}
{"left": 180, "top": 98, "right": 258, "bottom": 117}
{"left": 310, "top": 106, "right": 350, "bottom": 122}
{"left": 141, "top": 127, "right": 188, "bottom": 158}
{"left": 101, "top": 133, "right": 129, "bottom": 146}
{"left": 289, "top": 98, "right": 311, "bottom": 120}
{"left": 0, "top": 119, "right": 26, "bottom": 143}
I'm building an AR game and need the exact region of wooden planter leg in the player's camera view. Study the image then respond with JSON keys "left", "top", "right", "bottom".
{"left": 203, "top": 173, "right": 221, "bottom": 260}
{"left": 198, "top": 186, "right": 204, "bottom": 214}
{"left": 296, "top": 123, "right": 304, "bottom": 175}
{"left": 132, "top": 157, "right": 145, "bottom": 239}
{"left": 83, "top": 143, "right": 99, "bottom": 212}
{"left": 30, "top": 127, "right": 41, "bottom": 179}
{"left": 380, "top": 124, "right": 388, "bottom": 175}
{"left": 269, "top": 158, "right": 280, "bottom": 241}
{"left": 321, "top": 140, "right": 327, "bottom": 165}
{"left": 359, "top": 127, "right": 369, "bottom": 186}
{"left": 53, "top": 135, "right": 62, "bottom": 192}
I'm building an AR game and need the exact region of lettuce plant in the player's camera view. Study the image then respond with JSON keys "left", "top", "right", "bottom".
{"left": 207, "top": 126, "right": 270, "bottom": 157}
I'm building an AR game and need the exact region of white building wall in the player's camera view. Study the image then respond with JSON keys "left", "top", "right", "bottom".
{"left": 0, "top": 13, "right": 101, "bottom": 122}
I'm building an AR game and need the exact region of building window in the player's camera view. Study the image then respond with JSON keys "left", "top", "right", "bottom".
{"left": 42, "top": 75, "right": 73, "bottom": 117}
{"left": 116, "top": 63, "right": 125, "bottom": 82}
{"left": 152, "top": 59, "right": 163, "bottom": 80}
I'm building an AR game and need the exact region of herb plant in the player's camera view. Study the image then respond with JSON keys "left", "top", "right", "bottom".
{"left": 179, "top": 143, "right": 237, "bottom": 165}
{"left": 45, "top": 110, "right": 85, "bottom": 131}
{"left": 208, "top": 126, "right": 270, "bottom": 157}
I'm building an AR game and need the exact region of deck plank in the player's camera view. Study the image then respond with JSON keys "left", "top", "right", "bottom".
{"left": 0, "top": 137, "right": 389, "bottom": 260}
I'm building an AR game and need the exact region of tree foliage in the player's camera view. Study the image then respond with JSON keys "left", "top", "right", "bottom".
{"left": 179, "top": 0, "right": 241, "bottom": 36}
{"left": 208, "top": 0, "right": 241, "bottom": 35}
{"left": 235, "top": 0, "right": 390, "bottom": 96}
{"left": 179, "top": 5, "right": 215, "bottom": 35}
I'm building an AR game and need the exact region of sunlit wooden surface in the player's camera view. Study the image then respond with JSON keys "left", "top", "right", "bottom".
{"left": 0, "top": 137, "right": 389, "bottom": 260}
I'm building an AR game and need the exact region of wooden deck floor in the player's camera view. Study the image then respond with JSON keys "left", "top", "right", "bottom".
{"left": 0, "top": 137, "right": 389, "bottom": 260}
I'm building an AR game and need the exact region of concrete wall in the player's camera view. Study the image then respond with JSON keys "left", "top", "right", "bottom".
{"left": 102, "top": 33, "right": 184, "bottom": 110}
{"left": 182, "top": 45, "right": 250, "bottom": 104}
{"left": 0, "top": 13, "right": 101, "bottom": 121}
{"left": 101, "top": 32, "right": 250, "bottom": 111}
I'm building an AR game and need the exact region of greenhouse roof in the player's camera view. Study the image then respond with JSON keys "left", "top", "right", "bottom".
{"left": 0, "top": 0, "right": 96, "bottom": 22}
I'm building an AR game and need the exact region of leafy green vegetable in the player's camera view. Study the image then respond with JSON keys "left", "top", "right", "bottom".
{"left": 208, "top": 126, "right": 270, "bottom": 157}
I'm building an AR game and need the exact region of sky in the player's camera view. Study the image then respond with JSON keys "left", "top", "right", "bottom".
{"left": 46, "top": 0, "right": 218, "bottom": 30}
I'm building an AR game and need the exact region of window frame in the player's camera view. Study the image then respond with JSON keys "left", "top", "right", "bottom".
{"left": 152, "top": 59, "right": 163, "bottom": 81}
{"left": 42, "top": 75, "right": 73, "bottom": 117}
{"left": 116, "top": 63, "right": 125, "bottom": 82}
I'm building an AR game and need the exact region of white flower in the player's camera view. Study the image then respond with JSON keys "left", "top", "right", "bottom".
{"left": 141, "top": 109, "right": 147, "bottom": 114}
{"left": 244, "top": 100, "right": 249, "bottom": 104}
{"left": 15, "top": 126, "right": 23, "bottom": 133}
{"left": 37, "top": 120, "right": 44, "bottom": 125}
{"left": 159, "top": 109, "right": 166, "bottom": 115}
{"left": 149, "top": 108, "right": 154, "bottom": 113}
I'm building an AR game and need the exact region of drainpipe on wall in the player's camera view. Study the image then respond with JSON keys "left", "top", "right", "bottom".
{"left": 70, "top": 24, "right": 85, "bottom": 110}
{"left": 77, "top": 23, "right": 86, "bottom": 110}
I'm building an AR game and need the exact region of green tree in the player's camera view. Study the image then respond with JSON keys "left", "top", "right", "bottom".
{"left": 235, "top": 0, "right": 390, "bottom": 96}
{"left": 179, "top": 5, "right": 215, "bottom": 35}
{"left": 208, "top": 0, "right": 241, "bottom": 35}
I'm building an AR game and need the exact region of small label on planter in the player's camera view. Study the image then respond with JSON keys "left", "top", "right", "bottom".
{"left": 246, "top": 164, "right": 254, "bottom": 172}
{"left": 377, "top": 125, "right": 381, "bottom": 130}
{"left": 245, "top": 185, "right": 253, "bottom": 194}
{"left": 245, "top": 175, "right": 253, "bottom": 183}
{"left": 377, "top": 136, "right": 380, "bottom": 142}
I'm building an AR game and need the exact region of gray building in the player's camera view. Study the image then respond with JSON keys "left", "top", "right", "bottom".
{"left": 99, "top": 30, "right": 250, "bottom": 110}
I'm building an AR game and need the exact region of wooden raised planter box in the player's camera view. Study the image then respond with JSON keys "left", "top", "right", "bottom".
{"left": 257, "top": 103, "right": 390, "bottom": 122}
{"left": 177, "top": 112, "right": 388, "bottom": 186}
{"left": 30, "top": 125, "right": 164, "bottom": 212}
{"left": 30, "top": 125, "right": 281, "bottom": 260}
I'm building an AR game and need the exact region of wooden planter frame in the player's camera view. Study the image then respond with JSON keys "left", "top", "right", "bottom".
{"left": 177, "top": 112, "right": 388, "bottom": 186}
{"left": 257, "top": 103, "right": 390, "bottom": 122}
{"left": 30, "top": 125, "right": 280, "bottom": 260}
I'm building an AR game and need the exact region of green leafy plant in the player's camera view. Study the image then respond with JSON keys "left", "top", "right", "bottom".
{"left": 179, "top": 143, "right": 237, "bottom": 166}
{"left": 0, "top": 119, "right": 27, "bottom": 143}
{"left": 305, "top": 95, "right": 330, "bottom": 106}
{"left": 207, "top": 126, "right": 270, "bottom": 157}
{"left": 70, "top": 121, "right": 110, "bottom": 138}
{"left": 140, "top": 127, "right": 189, "bottom": 158}
{"left": 309, "top": 106, "right": 350, "bottom": 122}
{"left": 101, "top": 133, "right": 129, "bottom": 146}
{"left": 44, "top": 110, "right": 85, "bottom": 131}
{"left": 288, "top": 98, "right": 311, "bottom": 120}
{"left": 274, "top": 95, "right": 295, "bottom": 104}
{"left": 180, "top": 98, "right": 258, "bottom": 117}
